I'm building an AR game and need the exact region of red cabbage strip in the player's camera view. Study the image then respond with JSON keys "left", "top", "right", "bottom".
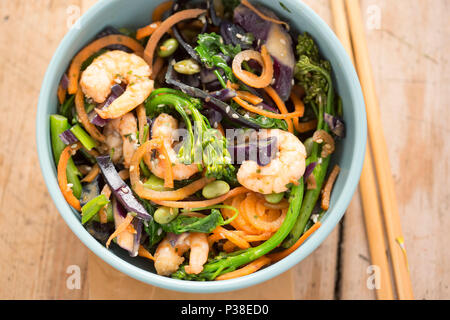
{"left": 59, "top": 129, "right": 78, "bottom": 145}
{"left": 96, "top": 156, "right": 152, "bottom": 221}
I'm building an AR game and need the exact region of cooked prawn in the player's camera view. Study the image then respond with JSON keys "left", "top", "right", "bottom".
{"left": 149, "top": 113, "right": 199, "bottom": 180}
{"left": 80, "top": 50, "right": 154, "bottom": 119}
{"left": 237, "top": 129, "right": 306, "bottom": 194}
{"left": 102, "top": 112, "right": 138, "bottom": 168}
{"left": 153, "top": 232, "right": 209, "bottom": 276}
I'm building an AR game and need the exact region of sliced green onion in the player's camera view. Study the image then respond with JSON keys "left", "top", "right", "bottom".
{"left": 81, "top": 194, "right": 109, "bottom": 225}
{"left": 70, "top": 124, "right": 97, "bottom": 150}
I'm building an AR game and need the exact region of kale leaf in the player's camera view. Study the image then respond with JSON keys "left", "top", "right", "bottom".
{"left": 161, "top": 209, "right": 230, "bottom": 234}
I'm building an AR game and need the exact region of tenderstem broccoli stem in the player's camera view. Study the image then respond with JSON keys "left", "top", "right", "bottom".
{"left": 50, "top": 114, "right": 82, "bottom": 198}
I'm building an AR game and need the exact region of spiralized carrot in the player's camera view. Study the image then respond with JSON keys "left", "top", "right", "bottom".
{"left": 321, "top": 165, "right": 341, "bottom": 210}
{"left": 216, "top": 256, "right": 271, "bottom": 281}
{"left": 264, "top": 86, "right": 293, "bottom": 133}
{"left": 212, "top": 226, "right": 250, "bottom": 249}
{"left": 289, "top": 91, "right": 318, "bottom": 133}
{"left": 144, "top": 9, "right": 206, "bottom": 66}
{"left": 153, "top": 187, "right": 249, "bottom": 209}
{"left": 136, "top": 21, "right": 161, "bottom": 40}
{"left": 223, "top": 240, "right": 237, "bottom": 253}
{"left": 150, "top": 56, "right": 165, "bottom": 80}
{"left": 68, "top": 35, "right": 145, "bottom": 95}
{"left": 106, "top": 214, "right": 134, "bottom": 248}
{"left": 57, "top": 84, "right": 66, "bottom": 104}
{"left": 158, "top": 140, "right": 174, "bottom": 189}
{"left": 240, "top": 193, "right": 286, "bottom": 233}
{"left": 232, "top": 45, "right": 273, "bottom": 88}
{"left": 81, "top": 163, "right": 100, "bottom": 183}
{"left": 268, "top": 222, "right": 321, "bottom": 262}
{"left": 289, "top": 91, "right": 305, "bottom": 117}
{"left": 152, "top": 0, "right": 174, "bottom": 22}
{"left": 138, "top": 245, "right": 155, "bottom": 261}
{"left": 236, "top": 91, "right": 263, "bottom": 105}
{"left": 241, "top": 0, "right": 289, "bottom": 29}
{"left": 99, "top": 184, "right": 112, "bottom": 224}
{"left": 75, "top": 89, "right": 106, "bottom": 143}
{"left": 136, "top": 104, "right": 148, "bottom": 144}
{"left": 130, "top": 140, "right": 213, "bottom": 201}
{"left": 232, "top": 96, "right": 303, "bottom": 120}
{"left": 58, "top": 143, "right": 82, "bottom": 211}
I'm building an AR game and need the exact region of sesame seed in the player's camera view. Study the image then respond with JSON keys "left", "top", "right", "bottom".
{"left": 236, "top": 33, "right": 243, "bottom": 39}
{"left": 225, "top": 106, "right": 230, "bottom": 113}
{"left": 271, "top": 78, "right": 276, "bottom": 85}
{"left": 280, "top": 39, "right": 286, "bottom": 45}
{"left": 318, "top": 158, "right": 323, "bottom": 164}
{"left": 150, "top": 23, "right": 157, "bottom": 28}
{"left": 232, "top": 114, "right": 239, "bottom": 119}
{"left": 159, "top": 154, "right": 165, "bottom": 160}
{"left": 67, "top": 183, "right": 73, "bottom": 188}
{"left": 130, "top": 165, "right": 135, "bottom": 171}
{"left": 291, "top": 79, "right": 295, "bottom": 85}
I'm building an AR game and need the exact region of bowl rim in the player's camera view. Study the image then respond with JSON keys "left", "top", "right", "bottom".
{"left": 36, "top": 0, "right": 366, "bottom": 293}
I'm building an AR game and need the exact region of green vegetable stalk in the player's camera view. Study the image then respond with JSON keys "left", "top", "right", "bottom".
{"left": 283, "top": 33, "right": 336, "bottom": 248}
{"left": 50, "top": 114, "right": 82, "bottom": 198}
{"left": 70, "top": 124, "right": 97, "bottom": 150}
{"left": 81, "top": 194, "right": 110, "bottom": 225}
{"left": 171, "top": 181, "right": 304, "bottom": 281}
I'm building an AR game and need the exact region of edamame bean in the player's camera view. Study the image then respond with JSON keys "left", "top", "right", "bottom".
{"left": 174, "top": 59, "right": 201, "bottom": 75}
{"left": 157, "top": 38, "right": 179, "bottom": 58}
{"left": 154, "top": 207, "right": 179, "bottom": 224}
{"left": 264, "top": 192, "right": 284, "bottom": 204}
{"left": 144, "top": 174, "right": 170, "bottom": 191}
{"left": 303, "top": 137, "right": 314, "bottom": 157}
{"left": 202, "top": 180, "right": 230, "bottom": 199}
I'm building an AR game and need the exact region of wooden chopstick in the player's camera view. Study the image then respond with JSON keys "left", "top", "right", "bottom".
{"left": 330, "top": 0, "right": 394, "bottom": 300}
{"left": 344, "top": 0, "right": 414, "bottom": 299}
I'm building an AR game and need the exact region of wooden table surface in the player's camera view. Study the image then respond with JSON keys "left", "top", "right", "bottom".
{"left": 0, "top": 0, "right": 448, "bottom": 300}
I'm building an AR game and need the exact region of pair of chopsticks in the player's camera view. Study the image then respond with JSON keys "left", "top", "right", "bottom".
{"left": 330, "top": 0, "right": 414, "bottom": 300}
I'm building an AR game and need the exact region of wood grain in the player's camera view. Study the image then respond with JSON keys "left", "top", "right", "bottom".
{"left": 0, "top": 0, "right": 448, "bottom": 300}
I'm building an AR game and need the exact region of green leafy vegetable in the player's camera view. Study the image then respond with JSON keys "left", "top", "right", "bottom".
{"left": 161, "top": 209, "right": 234, "bottom": 234}
{"left": 195, "top": 32, "right": 241, "bottom": 82}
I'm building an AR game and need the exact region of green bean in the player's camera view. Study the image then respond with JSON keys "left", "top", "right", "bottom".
{"left": 157, "top": 38, "right": 179, "bottom": 58}
{"left": 264, "top": 192, "right": 284, "bottom": 204}
{"left": 174, "top": 59, "right": 201, "bottom": 75}
{"left": 50, "top": 115, "right": 82, "bottom": 198}
{"left": 81, "top": 194, "right": 109, "bottom": 224}
{"left": 202, "top": 180, "right": 230, "bottom": 199}
{"left": 70, "top": 124, "right": 97, "bottom": 150}
{"left": 154, "top": 207, "right": 179, "bottom": 224}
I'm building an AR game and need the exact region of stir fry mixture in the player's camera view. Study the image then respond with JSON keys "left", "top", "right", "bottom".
{"left": 51, "top": 0, "right": 345, "bottom": 281}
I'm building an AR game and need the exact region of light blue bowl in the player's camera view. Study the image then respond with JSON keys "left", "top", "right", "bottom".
{"left": 36, "top": 0, "right": 366, "bottom": 293}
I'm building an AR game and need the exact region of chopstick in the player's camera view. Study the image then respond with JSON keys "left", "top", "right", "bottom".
{"left": 330, "top": 0, "right": 394, "bottom": 300}
{"left": 343, "top": 0, "right": 414, "bottom": 299}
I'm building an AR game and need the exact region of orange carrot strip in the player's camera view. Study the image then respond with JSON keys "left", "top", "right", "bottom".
{"left": 106, "top": 214, "right": 134, "bottom": 248}
{"left": 136, "top": 104, "right": 148, "bottom": 144}
{"left": 81, "top": 163, "right": 100, "bottom": 183}
{"left": 99, "top": 184, "right": 112, "bottom": 224}
{"left": 57, "top": 84, "right": 66, "bottom": 104}
{"left": 216, "top": 256, "right": 271, "bottom": 281}
{"left": 152, "top": 187, "right": 249, "bottom": 209}
{"left": 136, "top": 21, "right": 161, "bottom": 40}
{"left": 68, "top": 35, "right": 144, "bottom": 95}
{"left": 289, "top": 91, "right": 305, "bottom": 117}
{"left": 75, "top": 89, "right": 106, "bottom": 143}
{"left": 221, "top": 194, "right": 261, "bottom": 235}
{"left": 138, "top": 245, "right": 155, "bottom": 261}
{"left": 290, "top": 92, "right": 318, "bottom": 133}
{"left": 264, "top": 86, "right": 293, "bottom": 133}
{"left": 268, "top": 222, "right": 322, "bottom": 262}
{"left": 321, "top": 165, "right": 341, "bottom": 210}
{"left": 144, "top": 9, "right": 206, "bottom": 66}
{"left": 58, "top": 143, "right": 82, "bottom": 211}
{"left": 152, "top": 0, "right": 174, "bottom": 22}
{"left": 242, "top": 233, "right": 273, "bottom": 242}
{"left": 240, "top": 193, "right": 286, "bottom": 233}
{"left": 212, "top": 226, "right": 250, "bottom": 249}
{"left": 223, "top": 240, "right": 237, "bottom": 253}
{"left": 241, "top": 0, "right": 289, "bottom": 29}
{"left": 118, "top": 169, "right": 130, "bottom": 181}
{"left": 158, "top": 141, "right": 174, "bottom": 189}
{"left": 232, "top": 96, "right": 303, "bottom": 120}
{"left": 130, "top": 140, "right": 213, "bottom": 201}
{"left": 236, "top": 91, "right": 263, "bottom": 105}
{"left": 232, "top": 45, "right": 273, "bottom": 88}
{"left": 150, "top": 56, "right": 165, "bottom": 80}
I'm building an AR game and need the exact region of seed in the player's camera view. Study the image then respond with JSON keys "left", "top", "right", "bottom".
{"left": 202, "top": 180, "right": 230, "bottom": 199}
{"left": 143, "top": 174, "right": 171, "bottom": 192}
{"left": 154, "top": 206, "right": 179, "bottom": 224}
{"left": 264, "top": 192, "right": 284, "bottom": 204}
{"left": 174, "top": 59, "right": 201, "bottom": 75}
{"left": 157, "top": 38, "right": 179, "bottom": 58}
